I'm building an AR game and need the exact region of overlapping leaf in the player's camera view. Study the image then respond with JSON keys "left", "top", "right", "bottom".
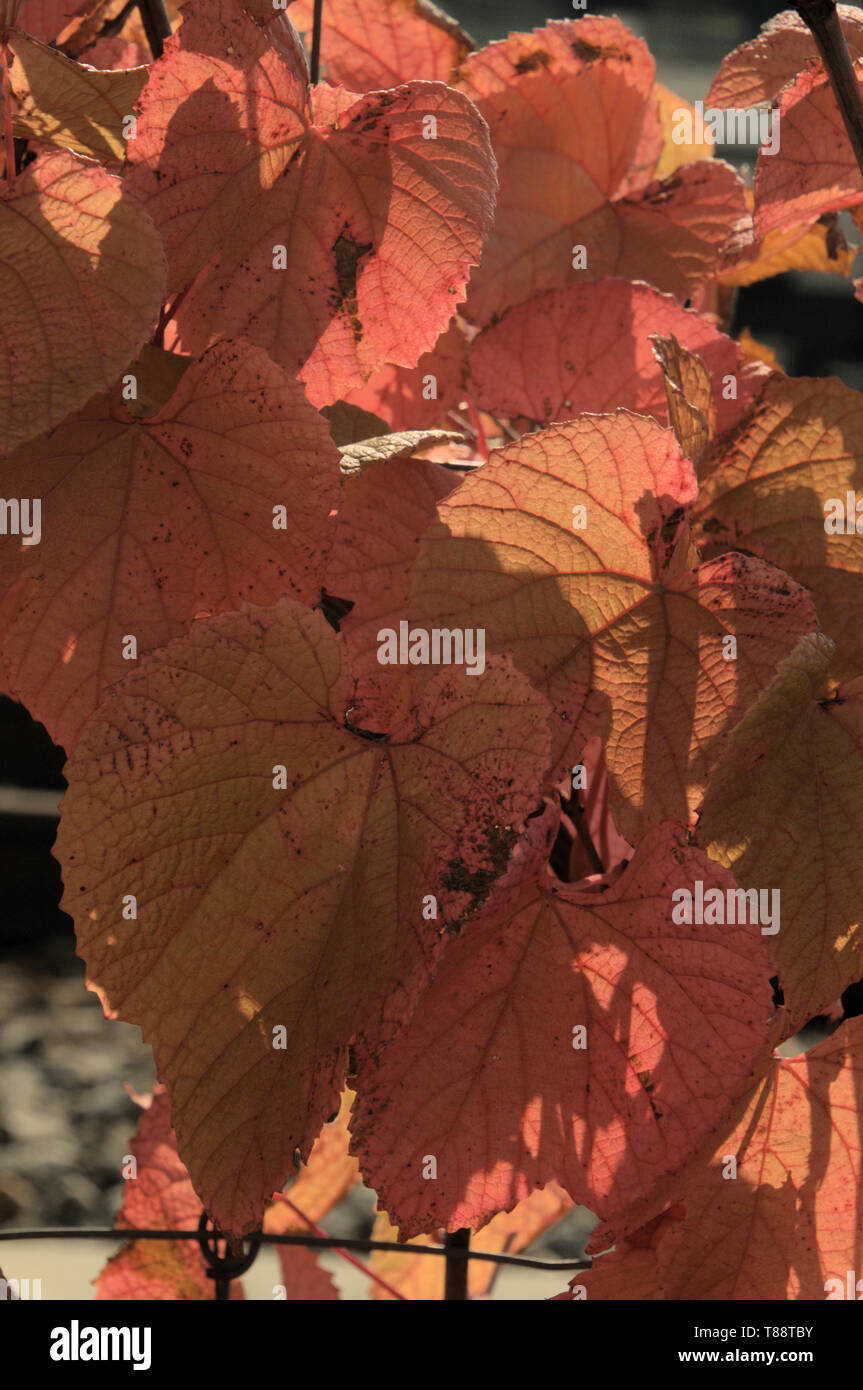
{"left": 0, "top": 338, "right": 339, "bottom": 752}
{"left": 754, "top": 62, "right": 863, "bottom": 236}
{"left": 325, "top": 452, "right": 460, "bottom": 728}
{"left": 1, "top": 28, "right": 147, "bottom": 157}
{"left": 287, "top": 0, "right": 472, "bottom": 89}
{"left": 467, "top": 279, "right": 762, "bottom": 432}
{"left": 265, "top": 1089, "right": 360, "bottom": 1230}
{"left": 453, "top": 17, "right": 750, "bottom": 323}
{"left": 0, "top": 148, "right": 165, "bottom": 455}
{"left": 340, "top": 319, "right": 469, "bottom": 432}
{"left": 350, "top": 817, "right": 774, "bottom": 1239}
{"left": 693, "top": 373, "right": 863, "bottom": 678}
{"left": 707, "top": 6, "right": 863, "bottom": 110}
{"left": 95, "top": 1088, "right": 245, "bottom": 1300}
{"left": 412, "top": 413, "right": 817, "bottom": 839}
{"left": 367, "top": 1183, "right": 573, "bottom": 1299}
{"left": 698, "top": 634, "right": 863, "bottom": 1029}
{"left": 55, "top": 598, "right": 553, "bottom": 1235}
{"left": 560, "top": 1016, "right": 863, "bottom": 1299}
{"left": 125, "top": 0, "right": 496, "bottom": 406}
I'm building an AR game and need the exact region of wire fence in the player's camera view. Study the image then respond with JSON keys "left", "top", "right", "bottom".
{"left": 0, "top": 1219, "right": 592, "bottom": 1300}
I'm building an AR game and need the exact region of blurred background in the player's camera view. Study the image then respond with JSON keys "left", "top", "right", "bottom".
{"left": 1, "top": 0, "right": 861, "bottom": 1298}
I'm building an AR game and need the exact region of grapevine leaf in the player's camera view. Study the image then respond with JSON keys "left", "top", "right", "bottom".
{"left": 707, "top": 6, "right": 863, "bottom": 110}
{"left": 411, "top": 414, "right": 817, "bottom": 839}
{"left": 274, "top": 1246, "right": 340, "bottom": 1300}
{"left": 95, "top": 1088, "right": 245, "bottom": 1300}
{"left": 339, "top": 319, "right": 469, "bottom": 433}
{"left": 6, "top": 0, "right": 82, "bottom": 43}
{"left": 698, "top": 633, "right": 863, "bottom": 1028}
{"left": 0, "top": 338, "right": 339, "bottom": 752}
{"left": 125, "top": 0, "right": 495, "bottom": 406}
{"left": 0, "top": 149, "right": 165, "bottom": 456}
{"left": 467, "top": 279, "right": 762, "bottom": 433}
{"left": 1, "top": 28, "right": 147, "bottom": 158}
{"left": 55, "top": 598, "right": 553, "bottom": 1235}
{"left": 286, "top": 0, "right": 472, "bottom": 89}
{"left": 325, "top": 452, "right": 460, "bottom": 730}
{"left": 693, "top": 373, "right": 863, "bottom": 679}
{"left": 565, "top": 1018, "right": 863, "bottom": 1298}
{"left": 350, "top": 819, "right": 774, "bottom": 1239}
{"left": 754, "top": 63, "right": 863, "bottom": 236}
{"left": 265, "top": 1090, "right": 360, "bottom": 1230}
{"left": 123, "top": 0, "right": 310, "bottom": 298}
{"left": 454, "top": 17, "right": 749, "bottom": 322}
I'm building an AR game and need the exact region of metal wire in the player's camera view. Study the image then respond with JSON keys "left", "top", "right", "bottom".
{"left": 0, "top": 1226, "right": 591, "bottom": 1273}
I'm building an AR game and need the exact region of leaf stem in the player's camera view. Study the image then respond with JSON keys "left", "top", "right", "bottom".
{"left": 795, "top": 0, "right": 863, "bottom": 182}
{"left": 1, "top": 40, "right": 15, "bottom": 190}
{"left": 310, "top": 0, "right": 323, "bottom": 84}
{"left": 136, "top": 0, "right": 172, "bottom": 61}
{"left": 444, "top": 1227, "right": 470, "bottom": 1299}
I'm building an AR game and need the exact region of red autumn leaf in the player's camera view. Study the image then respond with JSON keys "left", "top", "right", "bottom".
{"left": 453, "top": 17, "right": 750, "bottom": 323}
{"left": 562, "top": 1017, "right": 863, "bottom": 1299}
{"left": 265, "top": 1089, "right": 360, "bottom": 1231}
{"left": 95, "top": 1088, "right": 245, "bottom": 1300}
{"left": 467, "top": 279, "right": 764, "bottom": 432}
{"left": 698, "top": 634, "right": 863, "bottom": 1030}
{"left": 6, "top": 0, "right": 82, "bottom": 43}
{"left": 55, "top": 598, "right": 553, "bottom": 1236}
{"left": 0, "top": 338, "right": 339, "bottom": 753}
{"left": 85, "top": 34, "right": 151, "bottom": 67}
{"left": 286, "top": 0, "right": 472, "bottom": 89}
{"left": 274, "top": 1246, "right": 340, "bottom": 1301}
{"left": 125, "top": 0, "right": 495, "bottom": 407}
{"left": 0, "top": 148, "right": 165, "bottom": 456}
{"left": 552, "top": 1205, "right": 686, "bottom": 1301}
{"left": 754, "top": 62, "right": 863, "bottom": 236}
{"left": 693, "top": 372, "right": 863, "bottom": 680}
{"left": 411, "top": 414, "right": 818, "bottom": 840}
{"left": 707, "top": 6, "right": 863, "bottom": 110}
{"left": 324, "top": 452, "right": 461, "bottom": 730}
{"left": 350, "top": 817, "right": 774, "bottom": 1239}
{"left": 339, "top": 318, "right": 469, "bottom": 432}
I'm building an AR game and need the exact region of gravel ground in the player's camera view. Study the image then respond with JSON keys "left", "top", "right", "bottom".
{"left": 0, "top": 933, "right": 157, "bottom": 1231}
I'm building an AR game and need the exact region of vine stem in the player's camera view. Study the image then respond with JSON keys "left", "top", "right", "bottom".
{"left": 137, "top": 0, "right": 172, "bottom": 61}
{"left": 2, "top": 40, "right": 15, "bottom": 189}
{"left": 795, "top": 0, "right": 863, "bottom": 182}
{"left": 271, "top": 1195, "right": 408, "bottom": 1300}
{"left": 444, "top": 1228, "right": 470, "bottom": 1299}
{"left": 310, "top": 0, "right": 323, "bottom": 84}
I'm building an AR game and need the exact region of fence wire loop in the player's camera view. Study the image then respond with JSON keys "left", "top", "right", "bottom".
{"left": 197, "top": 1213, "right": 262, "bottom": 1297}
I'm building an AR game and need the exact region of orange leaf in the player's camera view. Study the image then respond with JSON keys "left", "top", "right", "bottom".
{"left": 350, "top": 817, "right": 774, "bottom": 1239}
{"left": 467, "top": 279, "right": 763, "bottom": 434}
{"left": 0, "top": 339, "right": 339, "bottom": 751}
{"left": 454, "top": 17, "right": 749, "bottom": 322}
{"left": 56, "top": 599, "right": 553, "bottom": 1235}
{"left": 564, "top": 1018, "right": 863, "bottom": 1299}
{"left": 125, "top": 0, "right": 496, "bottom": 406}
{"left": 0, "top": 149, "right": 165, "bottom": 455}
{"left": 286, "top": 0, "right": 472, "bottom": 89}
{"left": 412, "top": 414, "right": 817, "bottom": 839}
{"left": 698, "top": 634, "right": 863, "bottom": 1028}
